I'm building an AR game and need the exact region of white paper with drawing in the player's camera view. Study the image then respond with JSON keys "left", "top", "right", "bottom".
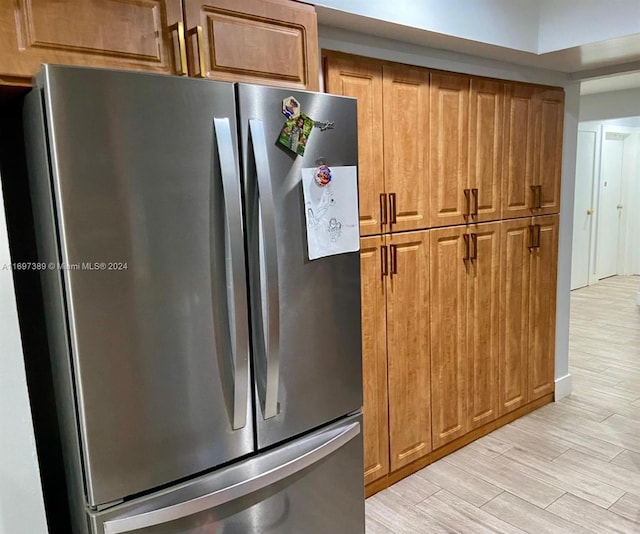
{"left": 301, "top": 166, "right": 359, "bottom": 260}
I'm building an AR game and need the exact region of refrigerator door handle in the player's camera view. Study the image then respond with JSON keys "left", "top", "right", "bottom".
{"left": 249, "top": 118, "right": 280, "bottom": 420}
{"left": 213, "top": 117, "right": 249, "bottom": 430}
{"left": 102, "top": 421, "right": 361, "bottom": 534}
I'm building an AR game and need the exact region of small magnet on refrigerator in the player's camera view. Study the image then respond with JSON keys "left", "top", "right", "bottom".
{"left": 282, "top": 96, "right": 301, "bottom": 119}
{"left": 314, "top": 164, "right": 332, "bottom": 187}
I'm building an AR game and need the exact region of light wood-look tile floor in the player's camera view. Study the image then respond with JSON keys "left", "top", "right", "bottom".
{"left": 366, "top": 275, "right": 640, "bottom": 533}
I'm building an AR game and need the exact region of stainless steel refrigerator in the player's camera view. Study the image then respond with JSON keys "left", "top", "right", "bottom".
{"left": 23, "top": 65, "right": 363, "bottom": 534}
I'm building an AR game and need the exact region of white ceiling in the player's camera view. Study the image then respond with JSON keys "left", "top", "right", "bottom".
{"left": 313, "top": 1, "right": 640, "bottom": 95}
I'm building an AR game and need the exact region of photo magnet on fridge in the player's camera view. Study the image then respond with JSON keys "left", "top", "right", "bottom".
{"left": 278, "top": 113, "right": 314, "bottom": 156}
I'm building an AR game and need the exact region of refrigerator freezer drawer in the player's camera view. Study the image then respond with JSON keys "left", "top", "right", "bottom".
{"left": 90, "top": 415, "right": 364, "bottom": 534}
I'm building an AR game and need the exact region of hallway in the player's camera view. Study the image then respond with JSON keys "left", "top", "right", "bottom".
{"left": 366, "top": 275, "right": 640, "bottom": 533}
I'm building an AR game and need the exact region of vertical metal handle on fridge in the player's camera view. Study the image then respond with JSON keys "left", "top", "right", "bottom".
{"left": 170, "top": 22, "right": 188, "bottom": 75}
{"left": 188, "top": 26, "right": 206, "bottom": 78}
{"left": 213, "top": 118, "right": 249, "bottom": 430}
{"left": 249, "top": 119, "right": 280, "bottom": 420}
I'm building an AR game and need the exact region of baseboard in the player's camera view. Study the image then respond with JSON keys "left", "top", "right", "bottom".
{"left": 554, "top": 373, "right": 572, "bottom": 400}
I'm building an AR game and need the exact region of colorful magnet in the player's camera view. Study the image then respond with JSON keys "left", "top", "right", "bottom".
{"left": 277, "top": 113, "right": 314, "bottom": 156}
{"left": 314, "top": 164, "right": 332, "bottom": 187}
{"left": 282, "top": 96, "right": 301, "bottom": 119}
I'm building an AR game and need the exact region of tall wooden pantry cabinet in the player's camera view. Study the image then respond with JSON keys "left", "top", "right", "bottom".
{"left": 324, "top": 50, "right": 563, "bottom": 495}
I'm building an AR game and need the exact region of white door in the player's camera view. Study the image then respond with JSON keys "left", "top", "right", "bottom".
{"left": 596, "top": 133, "right": 624, "bottom": 279}
{"left": 571, "top": 130, "right": 597, "bottom": 289}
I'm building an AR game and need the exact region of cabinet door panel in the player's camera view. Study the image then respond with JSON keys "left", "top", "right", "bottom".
{"left": 0, "top": 0, "right": 183, "bottom": 84}
{"left": 467, "top": 222, "right": 500, "bottom": 429}
{"left": 499, "top": 219, "right": 531, "bottom": 415}
{"left": 470, "top": 78, "right": 502, "bottom": 222}
{"left": 387, "top": 231, "right": 431, "bottom": 470}
{"left": 430, "top": 227, "right": 467, "bottom": 449}
{"left": 534, "top": 89, "right": 564, "bottom": 215}
{"left": 359, "top": 236, "right": 389, "bottom": 485}
{"left": 184, "top": 0, "right": 319, "bottom": 90}
{"left": 502, "top": 83, "right": 536, "bottom": 219}
{"left": 383, "top": 64, "right": 430, "bottom": 232}
{"left": 528, "top": 215, "right": 558, "bottom": 401}
{"left": 325, "top": 53, "right": 384, "bottom": 236}
{"left": 430, "top": 72, "right": 469, "bottom": 227}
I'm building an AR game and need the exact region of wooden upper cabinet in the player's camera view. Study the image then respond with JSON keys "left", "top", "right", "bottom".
{"left": 502, "top": 82, "right": 536, "bottom": 220}
{"left": 429, "top": 71, "right": 469, "bottom": 228}
{"left": 430, "top": 226, "right": 467, "bottom": 449}
{"left": 383, "top": 64, "right": 430, "bottom": 233}
{"left": 359, "top": 236, "right": 389, "bottom": 485}
{"left": 386, "top": 230, "right": 431, "bottom": 471}
{"left": 469, "top": 78, "right": 503, "bottom": 223}
{"left": 467, "top": 222, "right": 500, "bottom": 429}
{"left": 533, "top": 88, "right": 564, "bottom": 215}
{"left": 0, "top": 0, "right": 184, "bottom": 85}
{"left": 324, "top": 52, "right": 384, "bottom": 236}
{"left": 499, "top": 218, "right": 531, "bottom": 415}
{"left": 528, "top": 215, "right": 558, "bottom": 401}
{"left": 183, "top": 0, "right": 318, "bottom": 90}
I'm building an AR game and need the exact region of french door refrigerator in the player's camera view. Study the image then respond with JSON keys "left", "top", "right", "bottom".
{"left": 23, "top": 65, "right": 363, "bottom": 534}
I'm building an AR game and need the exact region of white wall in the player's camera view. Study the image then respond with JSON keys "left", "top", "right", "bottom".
{"left": 538, "top": 0, "right": 640, "bottom": 52}
{"left": 580, "top": 88, "right": 640, "bottom": 122}
{"left": 313, "top": 0, "right": 539, "bottom": 52}
{"left": 319, "top": 25, "right": 578, "bottom": 399}
{"left": 0, "top": 180, "right": 48, "bottom": 533}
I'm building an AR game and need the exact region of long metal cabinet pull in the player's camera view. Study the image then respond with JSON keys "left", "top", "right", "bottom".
{"left": 528, "top": 224, "right": 535, "bottom": 249}
{"left": 471, "top": 233, "right": 478, "bottom": 260}
{"left": 170, "top": 22, "right": 188, "bottom": 75}
{"left": 390, "top": 244, "right": 398, "bottom": 275}
{"left": 102, "top": 422, "right": 361, "bottom": 533}
{"left": 535, "top": 224, "right": 541, "bottom": 248}
{"left": 381, "top": 245, "right": 388, "bottom": 276}
{"left": 530, "top": 185, "right": 542, "bottom": 209}
{"left": 464, "top": 188, "right": 470, "bottom": 217}
{"left": 213, "top": 118, "right": 249, "bottom": 430}
{"left": 471, "top": 188, "right": 479, "bottom": 216}
{"left": 249, "top": 119, "right": 280, "bottom": 420}
{"left": 463, "top": 234, "right": 470, "bottom": 261}
{"left": 188, "top": 26, "right": 206, "bottom": 78}
{"left": 389, "top": 192, "right": 397, "bottom": 224}
{"left": 379, "top": 193, "right": 387, "bottom": 225}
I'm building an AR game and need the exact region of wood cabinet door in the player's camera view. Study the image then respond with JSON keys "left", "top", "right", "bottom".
{"left": 429, "top": 72, "right": 469, "bottom": 228}
{"left": 184, "top": 0, "right": 319, "bottom": 90}
{"left": 499, "top": 218, "right": 531, "bottom": 415}
{"left": 430, "top": 226, "right": 467, "bottom": 449}
{"left": 533, "top": 88, "right": 564, "bottom": 216}
{"left": 383, "top": 64, "right": 430, "bottom": 233}
{"left": 502, "top": 82, "right": 536, "bottom": 220}
{"left": 467, "top": 222, "right": 500, "bottom": 429}
{"left": 386, "top": 230, "right": 431, "bottom": 470}
{"left": 324, "top": 52, "right": 385, "bottom": 236}
{"left": 359, "top": 236, "right": 389, "bottom": 485}
{"left": 528, "top": 215, "right": 559, "bottom": 401}
{"left": 469, "top": 77, "right": 503, "bottom": 223}
{"left": 0, "top": 0, "right": 184, "bottom": 85}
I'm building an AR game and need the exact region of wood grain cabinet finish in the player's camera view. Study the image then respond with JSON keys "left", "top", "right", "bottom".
{"left": 429, "top": 72, "right": 469, "bottom": 228}
{"left": 528, "top": 215, "right": 559, "bottom": 401}
{"left": 0, "top": 0, "right": 184, "bottom": 85}
{"left": 386, "top": 230, "right": 431, "bottom": 470}
{"left": 183, "top": 0, "right": 318, "bottom": 90}
{"left": 429, "top": 226, "right": 467, "bottom": 449}
{"left": 467, "top": 222, "right": 501, "bottom": 429}
{"left": 469, "top": 78, "right": 503, "bottom": 223}
{"left": 383, "top": 64, "right": 430, "bottom": 233}
{"left": 324, "top": 52, "right": 384, "bottom": 236}
{"left": 499, "top": 218, "right": 531, "bottom": 415}
{"left": 359, "top": 236, "right": 389, "bottom": 485}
